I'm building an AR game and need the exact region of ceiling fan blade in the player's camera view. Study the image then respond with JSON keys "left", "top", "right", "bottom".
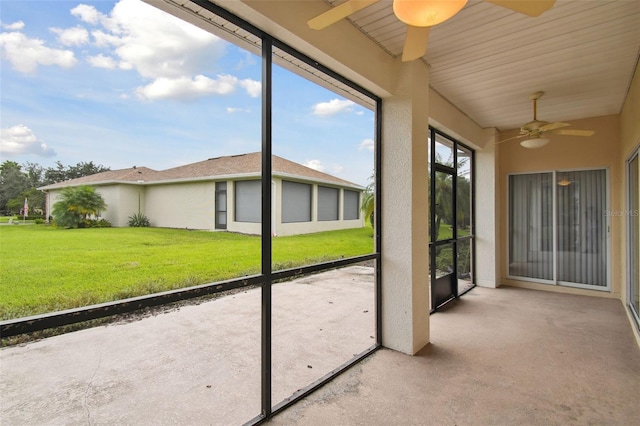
{"left": 484, "top": 0, "right": 556, "bottom": 17}
{"left": 308, "top": 0, "right": 380, "bottom": 30}
{"left": 549, "top": 129, "right": 595, "bottom": 137}
{"left": 539, "top": 122, "right": 570, "bottom": 132}
{"left": 496, "top": 134, "right": 527, "bottom": 144}
{"left": 402, "top": 26, "right": 430, "bottom": 62}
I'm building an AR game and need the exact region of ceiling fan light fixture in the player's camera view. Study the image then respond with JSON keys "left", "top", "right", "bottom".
{"left": 520, "top": 137, "right": 550, "bottom": 149}
{"left": 393, "top": 0, "right": 468, "bottom": 27}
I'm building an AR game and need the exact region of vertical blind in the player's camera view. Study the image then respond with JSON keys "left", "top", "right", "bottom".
{"left": 281, "top": 180, "right": 312, "bottom": 223}
{"left": 509, "top": 170, "right": 607, "bottom": 288}
{"left": 343, "top": 190, "right": 360, "bottom": 220}
{"left": 317, "top": 186, "right": 339, "bottom": 221}
{"left": 509, "top": 173, "right": 554, "bottom": 280}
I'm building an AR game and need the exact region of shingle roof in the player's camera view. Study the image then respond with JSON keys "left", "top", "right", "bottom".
{"left": 39, "top": 167, "right": 161, "bottom": 190}
{"left": 39, "top": 153, "right": 362, "bottom": 190}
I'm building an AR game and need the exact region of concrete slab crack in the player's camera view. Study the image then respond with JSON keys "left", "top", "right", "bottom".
{"left": 84, "top": 352, "right": 102, "bottom": 425}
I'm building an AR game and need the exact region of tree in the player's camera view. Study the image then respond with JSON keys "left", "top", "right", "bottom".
{"left": 433, "top": 171, "right": 453, "bottom": 239}
{"left": 430, "top": 154, "right": 471, "bottom": 239}
{"left": 23, "top": 162, "right": 45, "bottom": 188}
{"left": 7, "top": 188, "right": 46, "bottom": 216}
{"left": 0, "top": 161, "right": 29, "bottom": 214}
{"left": 52, "top": 185, "right": 107, "bottom": 228}
{"left": 43, "top": 161, "right": 110, "bottom": 185}
{"left": 361, "top": 173, "right": 375, "bottom": 228}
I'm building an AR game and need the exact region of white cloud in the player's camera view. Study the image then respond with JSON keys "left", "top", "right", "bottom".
{"left": 73, "top": 0, "right": 249, "bottom": 101}
{"left": 239, "top": 79, "right": 261, "bottom": 98}
{"left": 96, "top": 0, "right": 225, "bottom": 80}
{"left": 71, "top": 4, "right": 104, "bottom": 25}
{"left": 226, "top": 107, "right": 250, "bottom": 113}
{"left": 91, "top": 29, "right": 121, "bottom": 48}
{"left": 312, "top": 98, "right": 355, "bottom": 117}
{"left": 0, "top": 124, "right": 56, "bottom": 157}
{"left": 331, "top": 164, "right": 345, "bottom": 174}
{"left": 136, "top": 74, "right": 239, "bottom": 100}
{"left": 304, "top": 159, "right": 324, "bottom": 172}
{"left": 50, "top": 26, "right": 89, "bottom": 46}
{"left": 2, "top": 21, "right": 25, "bottom": 31}
{"left": 88, "top": 53, "right": 117, "bottom": 69}
{"left": 0, "top": 31, "right": 77, "bottom": 73}
{"left": 358, "top": 138, "right": 374, "bottom": 151}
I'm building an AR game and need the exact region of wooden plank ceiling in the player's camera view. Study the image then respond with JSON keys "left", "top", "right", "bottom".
{"left": 332, "top": 0, "right": 640, "bottom": 131}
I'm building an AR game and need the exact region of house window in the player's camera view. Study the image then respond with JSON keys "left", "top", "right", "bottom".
{"left": 317, "top": 186, "right": 339, "bottom": 221}
{"left": 343, "top": 190, "right": 359, "bottom": 220}
{"left": 509, "top": 169, "right": 608, "bottom": 289}
{"left": 281, "top": 180, "right": 311, "bottom": 223}
{"left": 215, "top": 182, "right": 227, "bottom": 229}
{"left": 235, "top": 180, "right": 261, "bottom": 223}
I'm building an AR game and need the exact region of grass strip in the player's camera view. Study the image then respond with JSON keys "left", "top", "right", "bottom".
{"left": 0, "top": 225, "right": 373, "bottom": 320}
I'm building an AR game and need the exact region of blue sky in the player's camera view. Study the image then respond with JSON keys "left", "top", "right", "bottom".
{"left": 0, "top": 0, "right": 375, "bottom": 186}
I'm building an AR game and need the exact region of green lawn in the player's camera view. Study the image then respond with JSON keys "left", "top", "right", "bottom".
{"left": 435, "top": 224, "right": 471, "bottom": 240}
{"left": 0, "top": 225, "right": 373, "bottom": 320}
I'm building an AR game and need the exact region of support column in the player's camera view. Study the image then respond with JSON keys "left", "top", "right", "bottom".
{"left": 381, "top": 60, "right": 430, "bottom": 355}
{"left": 476, "top": 128, "right": 500, "bottom": 288}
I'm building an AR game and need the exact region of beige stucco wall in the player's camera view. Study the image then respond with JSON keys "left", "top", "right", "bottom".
{"left": 145, "top": 182, "right": 215, "bottom": 229}
{"left": 114, "top": 185, "right": 145, "bottom": 227}
{"left": 499, "top": 114, "right": 622, "bottom": 298}
{"left": 96, "top": 186, "right": 125, "bottom": 226}
{"left": 45, "top": 190, "right": 61, "bottom": 221}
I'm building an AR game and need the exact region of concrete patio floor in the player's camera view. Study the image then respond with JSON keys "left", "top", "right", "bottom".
{"left": 269, "top": 286, "right": 640, "bottom": 425}
{"left": 1, "top": 266, "right": 375, "bottom": 425}
{"left": 2, "top": 270, "right": 640, "bottom": 425}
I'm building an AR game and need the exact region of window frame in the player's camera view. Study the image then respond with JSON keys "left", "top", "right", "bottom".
{"left": 0, "top": 2, "right": 384, "bottom": 424}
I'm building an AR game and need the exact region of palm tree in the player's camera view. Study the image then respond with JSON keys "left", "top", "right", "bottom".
{"left": 361, "top": 174, "right": 375, "bottom": 228}
{"left": 52, "top": 185, "right": 106, "bottom": 228}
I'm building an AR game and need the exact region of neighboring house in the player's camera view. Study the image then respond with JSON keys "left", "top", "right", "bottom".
{"left": 39, "top": 152, "right": 364, "bottom": 236}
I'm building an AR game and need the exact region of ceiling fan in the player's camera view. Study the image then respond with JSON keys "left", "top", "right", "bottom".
{"left": 307, "top": 0, "right": 556, "bottom": 61}
{"left": 498, "top": 91, "right": 595, "bottom": 149}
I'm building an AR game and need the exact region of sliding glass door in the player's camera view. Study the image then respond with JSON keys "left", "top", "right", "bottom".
{"left": 508, "top": 169, "right": 609, "bottom": 290}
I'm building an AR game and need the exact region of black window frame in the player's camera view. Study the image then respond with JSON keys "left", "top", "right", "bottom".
{"left": 0, "top": 2, "right": 383, "bottom": 424}
{"left": 429, "top": 126, "right": 476, "bottom": 312}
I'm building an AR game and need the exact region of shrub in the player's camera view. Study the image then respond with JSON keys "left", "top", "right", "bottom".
{"left": 34, "top": 218, "right": 45, "bottom": 225}
{"left": 88, "top": 218, "right": 112, "bottom": 228}
{"left": 13, "top": 215, "right": 44, "bottom": 221}
{"left": 128, "top": 213, "right": 150, "bottom": 227}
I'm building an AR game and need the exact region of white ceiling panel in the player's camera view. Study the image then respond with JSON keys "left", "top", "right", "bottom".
{"left": 334, "top": 0, "right": 640, "bottom": 131}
